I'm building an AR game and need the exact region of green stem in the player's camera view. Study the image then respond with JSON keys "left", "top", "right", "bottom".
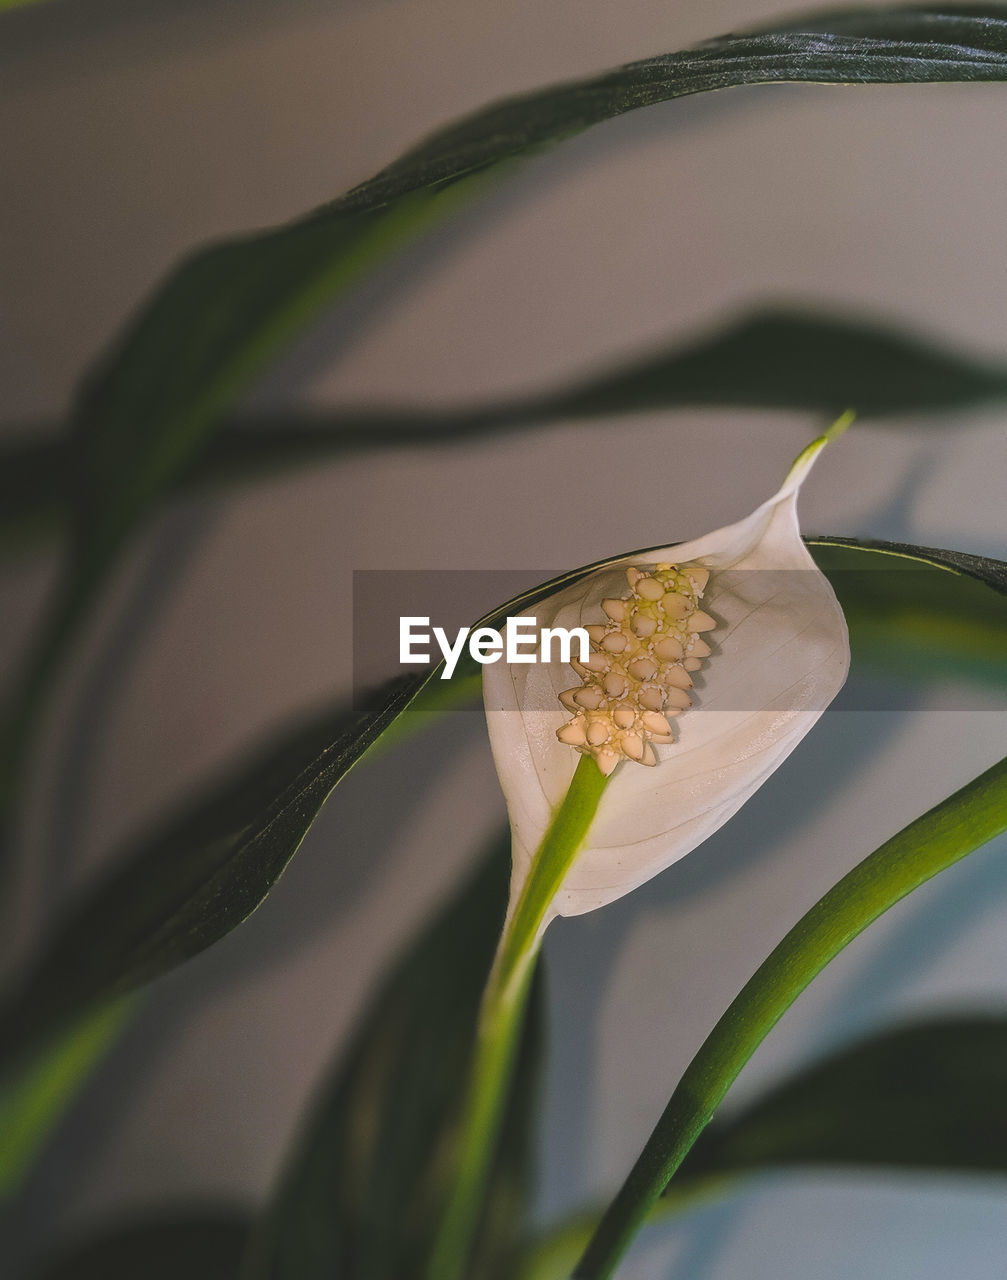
{"left": 518, "top": 1174, "right": 736, "bottom": 1280}
{"left": 573, "top": 753, "right": 1007, "bottom": 1279}
{"left": 427, "top": 755, "right": 609, "bottom": 1280}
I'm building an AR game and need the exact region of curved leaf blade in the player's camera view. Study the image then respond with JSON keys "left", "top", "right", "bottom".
{"left": 809, "top": 537, "right": 1007, "bottom": 687}
{"left": 7, "top": 304, "right": 1007, "bottom": 555}
{"left": 550, "top": 306, "right": 1007, "bottom": 421}
{"left": 242, "top": 837, "right": 542, "bottom": 1280}
{"left": 0, "top": 674, "right": 434, "bottom": 1074}
{"left": 522, "top": 1014, "right": 1007, "bottom": 1280}
{"left": 689, "top": 1013, "right": 1007, "bottom": 1176}
{"left": 573, "top": 754, "right": 1007, "bottom": 1278}
{"left": 62, "top": 8, "right": 1007, "bottom": 573}
{"left": 812, "top": 535, "right": 1007, "bottom": 592}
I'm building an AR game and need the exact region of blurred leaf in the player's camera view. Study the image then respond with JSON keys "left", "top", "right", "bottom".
{"left": 6, "top": 305, "right": 1006, "bottom": 554}
{"left": 549, "top": 306, "right": 1007, "bottom": 419}
{"left": 0, "top": 998, "right": 132, "bottom": 1199}
{"left": 2, "top": 539, "right": 1003, "bottom": 1077}
{"left": 809, "top": 537, "right": 1007, "bottom": 687}
{"left": 573, "top": 754, "right": 1007, "bottom": 1279}
{"left": 64, "top": 8, "right": 1007, "bottom": 585}
{"left": 34, "top": 1209, "right": 251, "bottom": 1280}
{"left": 0, "top": 674, "right": 439, "bottom": 1075}
{"left": 689, "top": 1013, "right": 1007, "bottom": 1176}
{"left": 522, "top": 1014, "right": 1007, "bottom": 1280}
{"left": 9, "top": 4, "right": 1007, "bottom": 867}
{"left": 243, "top": 837, "right": 542, "bottom": 1280}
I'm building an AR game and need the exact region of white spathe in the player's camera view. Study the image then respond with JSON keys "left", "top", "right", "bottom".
{"left": 483, "top": 436, "right": 850, "bottom": 918}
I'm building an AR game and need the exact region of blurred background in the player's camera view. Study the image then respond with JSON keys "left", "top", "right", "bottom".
{"left": 1, "top": 0, "right": 1006, "bottom": 1275}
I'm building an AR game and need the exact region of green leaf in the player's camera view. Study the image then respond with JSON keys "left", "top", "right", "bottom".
{"left": 572, "top": 753, "right": 1007, "bottom": 1279}
{"left": 9, "top": 5, "right": 1007, "bottom": 868}
{"left": 55, "top": 9, "right": 1007, "bottom": 575}
{"left": 0, "top": 675, "right": 441, "bottom": 1075}
{"left": 688, "top": 1013, "right": 1007, "bottom": 1177}
{"left": 7, "top": 304, "right": 1006, "bottom": 555}
{"left": 812, "top": 536, "right": 1007, "bottom": 592}
{"left": 242, "top": 837, "right": 542, "bottom": 1280}
{"left": 33, "top": 1209, "right": 251, "bottom": 1280}
{"left": 0, "top": 998, "right": 133, "bottom": 1199}
{"left": 521, "top": 1014, "right": 1007, "bottom": 1280}
{"left": 809, "top": 537, "right": 1007, "bottom": 687}
{"left": 549, "top": 305, "right": 1007, "bottom": 420}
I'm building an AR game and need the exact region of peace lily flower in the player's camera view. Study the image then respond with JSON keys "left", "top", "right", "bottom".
{"left": 430, "top": 424, "right": 850, "bottom": 1280}
{"left": 484, "top": 427, "right": 851, "bottom": 924}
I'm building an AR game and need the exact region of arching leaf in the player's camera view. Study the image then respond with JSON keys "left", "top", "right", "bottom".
{"left": 243, "top": 838, "right": 542, "bottom": 1280}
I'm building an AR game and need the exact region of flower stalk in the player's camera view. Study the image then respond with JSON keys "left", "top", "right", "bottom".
{"left": 432, "top": 422, "right": 853, "bottom": 1276}
{"left": 427, "top": 755, "right": 609, "bottom": 1280}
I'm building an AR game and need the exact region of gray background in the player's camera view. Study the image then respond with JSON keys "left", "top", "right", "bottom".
{"left": 2, "top": 0, "right": 1007, "bottom": 1275}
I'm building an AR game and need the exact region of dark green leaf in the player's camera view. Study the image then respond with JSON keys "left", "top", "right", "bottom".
{"left": 243, "top": 837, "right": 541, "bottom": 1280}
{"left": 9, "top": 4, "right": 1007, "bottom": 866}
{"left": 688, "top": 1014, "right": 1007, "bottom": 1177}
{"left": 0, "top": 674, "right": 436, "bottom": 1075}
{"left": 523, "top": 1015, "right": 1007, "bottom": 1280}
{"left": 573, "top": 754, "right": 1007, "bottom": 1278}
{"left": 62, "top": 7, "right": 1007, "bottom": 577}
{"left": 34, "top": 1208, "right": 251, "bottom": 1280}
{"left": 549, "top": 306, "right": 1007, "bottom": 420}
{"left": 7, "top": 304, "right": 1006, "bottom": 555}
{"left": 809, "top": 537, "right": 1007, "bottom": 687}
{"left": 812, "top": 535, "right": 1007, "bottom": 592}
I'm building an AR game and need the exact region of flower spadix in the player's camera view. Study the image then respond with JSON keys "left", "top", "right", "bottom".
{"left": 483, "top": 433, "right": 850, "bottom": 919}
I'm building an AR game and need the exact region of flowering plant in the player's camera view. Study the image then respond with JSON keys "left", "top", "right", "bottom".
{"left": 1, "top": 7, "right": 1007, "bottom": 1280}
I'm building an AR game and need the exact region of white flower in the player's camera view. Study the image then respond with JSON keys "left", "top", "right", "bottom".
{"left": 483, "top": 434, "right": 850, "bottom": 919}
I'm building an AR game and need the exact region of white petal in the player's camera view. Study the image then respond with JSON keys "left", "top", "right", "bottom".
{"left": 483, "top": 437, "right": 849, "bottom": 918}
